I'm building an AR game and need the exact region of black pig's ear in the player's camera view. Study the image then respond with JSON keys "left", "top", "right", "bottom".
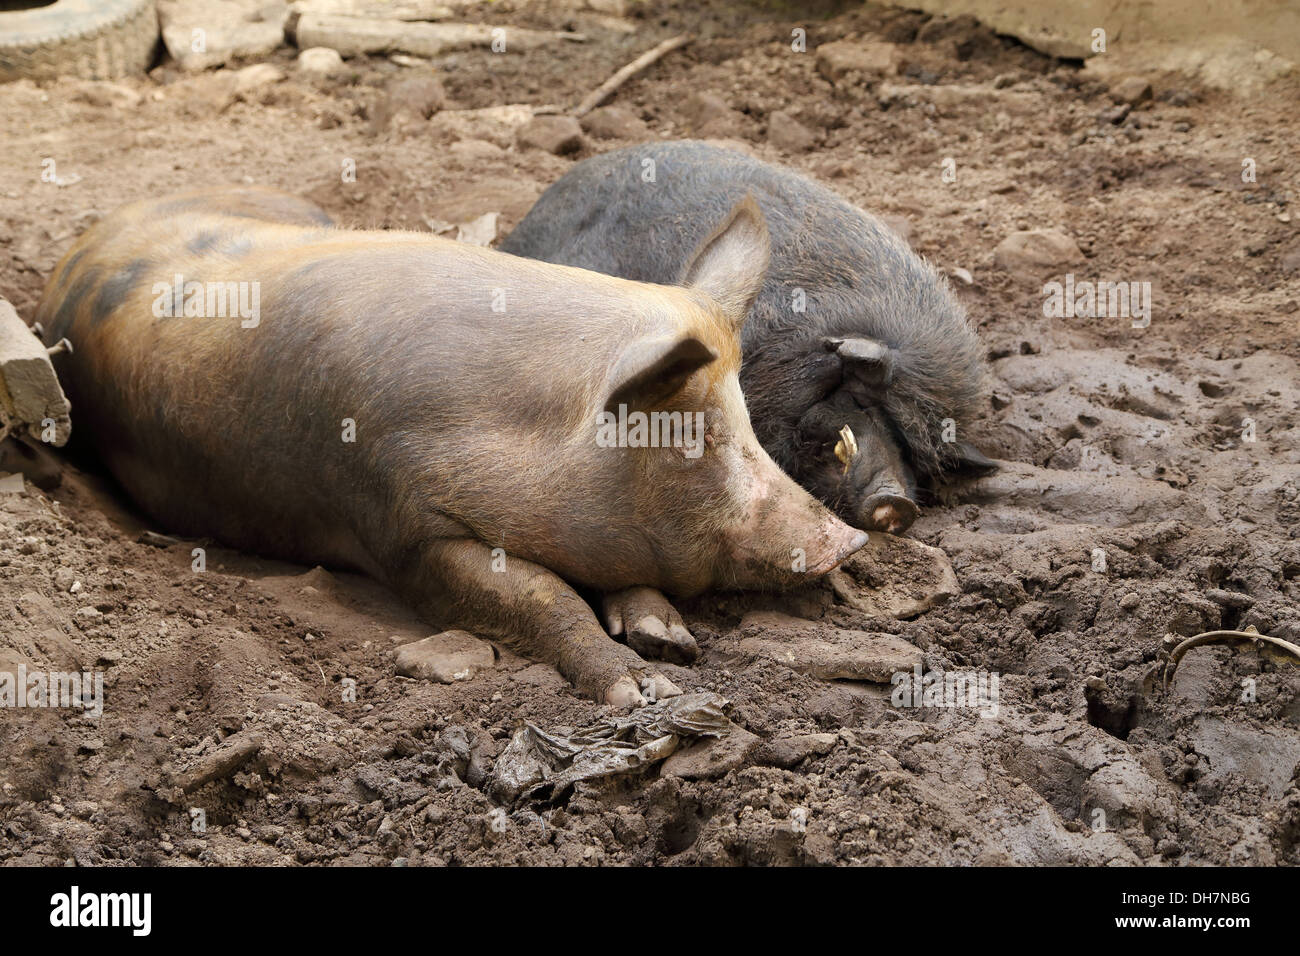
{"left": 605, "top": 335, "right": 717, "bottom": 413}
{"left": 946, "top": 441, "right": 999, "bottom": 480}
{"left": 827, "top": 337, "right": 896, "bottom": 401}
{"left": 681, "top": 195, "right": 770, "bottom": 331}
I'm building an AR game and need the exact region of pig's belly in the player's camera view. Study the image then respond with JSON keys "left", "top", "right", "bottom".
{"left": 101, "top": 438, "right": 384, "bottom": 578}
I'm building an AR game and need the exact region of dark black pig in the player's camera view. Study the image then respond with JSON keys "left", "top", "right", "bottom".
{"left": 501, "top": 141, "right": 996, "bottom": 534}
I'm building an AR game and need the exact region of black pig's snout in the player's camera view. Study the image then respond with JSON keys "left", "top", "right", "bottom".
{"left": 857, "top": 493, "right": 918, "bottom": 535}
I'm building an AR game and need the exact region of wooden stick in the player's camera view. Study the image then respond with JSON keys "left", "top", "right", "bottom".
{"left": 572, "top": 33, "right": 693, "bottom": 117}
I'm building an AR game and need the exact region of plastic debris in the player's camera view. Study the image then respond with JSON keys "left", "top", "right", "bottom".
{"left": 488, "top": 691, "right": 731, "bottom": 802}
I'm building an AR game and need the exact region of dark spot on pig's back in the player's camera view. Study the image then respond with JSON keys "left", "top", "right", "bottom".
{"left": 92, "top": 259, "right": 152, "bottom": 327}
{"left": 187, "top": 230, "right": 221, "bottom": 255}
{"left": 48, "top": 266, "right": 103, "bottom": 340}
{"left": 57, "top": 247, "right": 88, "bottom": 287}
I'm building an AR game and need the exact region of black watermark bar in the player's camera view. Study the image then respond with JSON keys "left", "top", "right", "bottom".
{"left": 0, "top": 866, "right": 1274, "bottom": 942}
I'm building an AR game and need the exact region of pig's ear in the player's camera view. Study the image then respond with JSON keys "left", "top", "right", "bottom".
{"left": 680, "top": 195, "right": 771, "bottom": 330}
{"left": 947, "top": 441, "right": 999, "bottom": 480}
{"left": 827, "top": 337, "right": 896, "bottom": 401}
{"left": 605, "top": 335, "right": 718, "bottom": 412}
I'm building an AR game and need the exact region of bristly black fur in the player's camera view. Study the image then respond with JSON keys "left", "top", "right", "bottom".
{"left": 501, "top": 140, "right": 987, "bottom": 482}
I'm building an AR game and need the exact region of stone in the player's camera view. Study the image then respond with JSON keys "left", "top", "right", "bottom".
{"left": 579, "top": 105, "right": 648, "bottom": 140}
{"left": 371, "top": 74, "right": 445, "bottom": 130}
{"left": 232, "top": 63, "right": 285, "bottom": 94}
{"left": 297, "top": 47, "right": 346, "bottom": 76}
{"left": 681, "top": 91, "right": 745, "bottom": 137}
{"left": 516, "top": 115, "right": 584, "bottom": 155}
{"left": 753, "top": 733, "right": 838, "bottom": 768}
{"left": 0, "top": 297, "right": 71, "bottom": 446}
{"left": 766, "top": 109, "right": 815, "bottom": 152}
{"left": 173, "top": 733, "right": 264, "bottom": 792}
{"left": 428, "top": 105, "right": 534, "bottom": 149}
{"left": 448, "top": 138, "right": 506, "bottom": 162}
{"left": 395, "top": 631, "right": 495, "bottom": 683}
{"left": 993, "top": 229, "right": 1085, "bottom": 276}
{"left": 661, "top": 725, "right": 759, "bottom": 780}
{"left": 737, "top": 630, "right": 924, "bottom": 682}
{"left": 815, "top": 40, "right": 901, "bottom": 83}
{"left": 289, "top": 0, "right": 454, "bottom": 18}
{"left": 1109, "top": 77, "right": 1153, "bottom": 105}
{"left": 296, "top": 15, "right": 575, "bottom": 58}
{"left": 69, "top": 81, "right": 143, "bottom": 109}
{"left": 157, "top": 0, "right": 287, "bottom": 72}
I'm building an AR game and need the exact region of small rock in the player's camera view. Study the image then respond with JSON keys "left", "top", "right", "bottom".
{"left": 815, "top": 40, "right": 901, "bottom": 83}
{"left": 1119, "top": 592, "right": 1141, "bottom": 611}
{"left": 753, "top": 733, "right": 838, "bottom": 768}
{"left": 173, "top": 733, "right": 263, "bottom": 792}
{"left": 1101, "top": 103, "right": 1131, "bottom": 125}
{"left": 372, "top": 74, "right": 445, "bottom": 130}
{"left": 297, "top": 47, "right": 346, "bottom": 76}
{"left": 158, "top": 0, "right": 286, "bottom": 71}
{"left": 737, "top": 630, "right": 924, "bottom": 682}
{"left": 429, "top": 104, "right": 534, "bottom": 148}
{"left": 53, "top": 567, "right": 77, "bottom": 591}
{"left": 993, "top": 229, "right": 1085, "bottom": 276}
{"left": 766, "top": 109, "right": 815, "bottom": 152}
{"left": 395, "top": 631, "right": 495, "bottom": 683}
{"left": 449, "top": 138, "right": 506, "bottom": 162}
{"left": 233, "top": 63, "right": 285, "bottom": 94}
{"left": 1109, "top": 77, "right": 1153, "bottom": 106}
{"left": 1205, "top": 588, "right": 1255, "bottom": 609}
{"left": 516, "top": 115, "right": 584, "bottom": 155}
{"left": 680, "top": 91, "right": 746, "bottom": 137}
{"left": 70, "top": 81, "right": 143, "bottom": 109}
{"left": 579, "top": 105, "right": 648, "bottom": 140}
{"left": 661, "top": 725, "right": 759, "bottom": 780}
{"left": 138, "top": 530, "right": 181, "bottom": 548}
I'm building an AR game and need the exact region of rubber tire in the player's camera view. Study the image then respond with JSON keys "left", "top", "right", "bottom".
{"left": 0, "top": 0, "right": 158, "bottom": 82}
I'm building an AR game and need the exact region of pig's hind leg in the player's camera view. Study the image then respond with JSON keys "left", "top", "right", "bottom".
{"left": 603, "top": 587, "right": 700, "bottom": 664}
{"left": 395, "top": 539, "right": 683, "bottom": 707}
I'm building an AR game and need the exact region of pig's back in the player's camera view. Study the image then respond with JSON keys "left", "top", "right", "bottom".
{"left": 500, "top": 140, "right": 934, "bottom": 347}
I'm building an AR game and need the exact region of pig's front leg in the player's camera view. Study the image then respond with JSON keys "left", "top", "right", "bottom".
{"left": 395, "top": 539, "right": 682, "bottom": 707}
{"left": 603, "top": 587, "right": 700, "bottom": 664}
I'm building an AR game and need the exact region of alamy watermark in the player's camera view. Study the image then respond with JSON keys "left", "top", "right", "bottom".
{"left": 891, "top": 665, "right": 1000, "bottom": 718}
{"left": 151, "top": 274, "right": 261, "bottom": 328}
{"left": 596, "top": 404, "right": 705, "bottom": 458}
{"left": 1043, "top": 274, "right": 1151, "bottom": 328}
{"left": 1, "top": 665, "right": 103, "bottom": 718}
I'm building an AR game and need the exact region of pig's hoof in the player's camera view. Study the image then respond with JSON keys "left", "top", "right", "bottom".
{"left": 603, "top": 587, "right": 700, "bottom": 664}
{"left": 604, "top": 673, "right": 682, "bottom": 707}
{"left": 605, "top": 676, "right": 647, "bottom": 708}
{"left": 643, "top": 673, "right": 682, "bottom": 701}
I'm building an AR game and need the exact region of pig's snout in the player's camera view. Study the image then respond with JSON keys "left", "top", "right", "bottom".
{"left": 850, "top": 450, "right": 918, "bottom": 535}
{"left": 805, "top": 518, "right": 870, "bottom": 575}
{"left": 722, "top": 449, "right": 870, "bottom": 587}
{"left": 857, "top": 493, "right": 918, "bottom": 536}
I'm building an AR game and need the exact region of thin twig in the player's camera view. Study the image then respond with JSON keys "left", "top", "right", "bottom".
{"left": 1159, "top": 628, "right": 1300, "bottom": 690}
{"left": 572, "top": 34, "right": 693, "bottom": 117}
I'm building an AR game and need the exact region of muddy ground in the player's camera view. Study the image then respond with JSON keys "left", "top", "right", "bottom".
{"left": 1, "top": 0, "right": 1298, "bottom": 865}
